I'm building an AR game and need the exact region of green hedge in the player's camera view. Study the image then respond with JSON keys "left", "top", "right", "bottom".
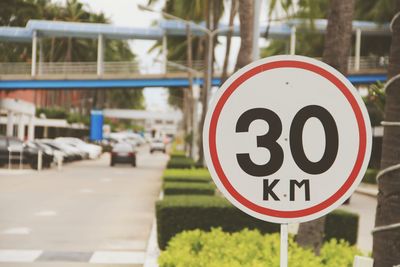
{"left": 170, "top": 150, "right": 186, "bottom": 158}
{"left": 164, "top": 182, "right": 215, "bottom": 196}
{"left": 156, "top": 196, "right": 280, "bottom": 249}
{"left": 325, "top": 209, "right": 359, "bottom": 245}
{"left": 159, "top": 228, "right": 363, "bottom": 267}
{"left": 166, "top": 157, "right": 195, "bottom": 169}
{"left": 163, "top": 168, "right": 211, "bottom": 183}
{"left": 156, "top": 196, "right": 360, "bottom": 249}
{"left": 362, "top": 168, "right": 378, "bottom": 185}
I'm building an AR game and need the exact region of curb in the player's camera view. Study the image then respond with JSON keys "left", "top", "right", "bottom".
{"left": 355, "top": 185, "right": 378, "bottom": 198}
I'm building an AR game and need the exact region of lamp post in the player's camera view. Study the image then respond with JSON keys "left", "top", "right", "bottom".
{"left": 156, "top": 59, "right": 201, "bottom": 160}
{"left": 138, "top": 4, "right": 231, "bottom": 103}
{"left": 138, "top": 4, "right": 232, "bottom": 164}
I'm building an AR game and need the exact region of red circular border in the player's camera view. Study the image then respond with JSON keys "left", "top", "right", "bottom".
{"left": 209, "top": 60, "right": 367, "bottom": 218}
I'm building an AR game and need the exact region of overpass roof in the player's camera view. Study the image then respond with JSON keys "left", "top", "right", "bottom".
{"left": 0, "top": 18, "right": 391, "bottom": 43}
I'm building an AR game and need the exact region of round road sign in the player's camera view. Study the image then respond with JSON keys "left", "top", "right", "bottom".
{"left": 203, "top": 55, "right": 372, "bottom": 223}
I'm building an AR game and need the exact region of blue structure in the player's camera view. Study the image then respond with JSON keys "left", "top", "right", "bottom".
{"left": 0, "top": 75, "right": 387, "bottom": 90}
{"left": 0, "top": 18, "right": 390, "bottom": 89}
{"left": 90, "top": 110, "right": 104, "bottom": 141}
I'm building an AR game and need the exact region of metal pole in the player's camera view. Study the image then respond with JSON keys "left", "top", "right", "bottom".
{"left": 280, "top": 223, "right": 288, "bottom": 267}
{"left": 191, "top": 81, "right": 200, "bottom": 161}
{"left": 252, "top": 0, "right": 261, "bottom": 61}
{"left": 290, "top": 26, "right": 296, "bottom": 55}
{"left": 355, "top": 28, "right": 361, "bottom": 72}
{"left": 97, "top": 34, "right": 104, "bottom": 76}
{"left": 31, "top": 30, "right": 37, "bottom": 77}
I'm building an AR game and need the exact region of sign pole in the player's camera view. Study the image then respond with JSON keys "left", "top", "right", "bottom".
{"left": 280, "top": 223, "right": 288, "bottom": 267}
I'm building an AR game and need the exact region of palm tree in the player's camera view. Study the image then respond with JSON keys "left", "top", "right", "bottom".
{"left": 221, "top": 0, "right": 238, "bottom": 83}
{"left": 295, "top": 0, "right": 354, "bottom": 254}
{"left": 234, "top": 0, "right": 254, "bottom": 70}
{"left": 373, "top": 0, "right": 400, "bottom": 265}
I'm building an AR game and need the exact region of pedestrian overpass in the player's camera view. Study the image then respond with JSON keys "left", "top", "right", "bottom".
{"left": 0, "top": 19, "right": 390, "bottom": 90}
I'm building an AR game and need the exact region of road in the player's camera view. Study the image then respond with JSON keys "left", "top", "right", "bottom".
{"left": 341, "top": 192, "right": 377, "bottom": 253}
{"left": 0, "top": 146, "right": 168, "bottom": 267}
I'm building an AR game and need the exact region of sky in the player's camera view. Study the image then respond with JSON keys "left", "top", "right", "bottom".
{"left": 59, "top": 0, "right": 270, "bottom": 111}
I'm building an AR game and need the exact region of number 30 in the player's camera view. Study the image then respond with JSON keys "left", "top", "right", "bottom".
{"left": 235, "top": 105, "right": 338, "bottom": 176}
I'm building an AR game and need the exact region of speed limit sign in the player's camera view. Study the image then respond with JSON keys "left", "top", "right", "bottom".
{"left": 203, "top": 55, "right": 372, "bottom": 224}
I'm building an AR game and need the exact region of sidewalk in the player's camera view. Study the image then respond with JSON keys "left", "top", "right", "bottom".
{"left": 356, "top": 183, "right": 378, "bottom": 197}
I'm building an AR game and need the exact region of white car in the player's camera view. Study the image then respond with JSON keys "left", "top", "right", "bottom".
{"left": 55, "top": 137, "right": 102, "bottom": 159}
{"left": 150, "top": 139, "right": 166, "bottom": 153}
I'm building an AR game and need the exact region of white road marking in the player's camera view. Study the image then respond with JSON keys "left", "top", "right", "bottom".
{"left": 34, "top": 210, "right": 57, "bottom": 217}
{"left": 2, "top": 227, "right": 31, "bottom": 235}
{"left": 79, "top": 189, "right": 94, "bottom": 194}
{"left": 90, "top": 251, "right": 145, "bottom": 264}
{"left": 0, "top": 250, "right": 42, "bottom": 262}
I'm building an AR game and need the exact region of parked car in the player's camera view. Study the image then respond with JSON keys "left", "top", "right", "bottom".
{"left": 33, "top": 141, "right": 64, "bottom": 165}
{"left": 40, "top": 139, "right": 82, "bottom": 162}
{"left": 56, "top": 137, "right": 102, "bottom": 159}
{"left": 0, "top": 136, "right": 52, "bottom": 169}
{"left": 150, "top": 139, "right": 166, "bottom": 153}
{"left": 110, "top": 142, "right": 136, "bottom": 167}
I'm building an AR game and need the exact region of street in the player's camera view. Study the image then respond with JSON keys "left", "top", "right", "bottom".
{"left": 342, "top": 192, "right": 377, "bottom": 253}
{"left": 0, "top": 146, "right": 168, "bottom": 266}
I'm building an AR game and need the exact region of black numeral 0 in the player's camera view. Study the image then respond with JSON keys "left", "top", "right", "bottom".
{"left": 235, "top": 105, "right": 339, "bottom": 176}
{"left": 290, "top": 105, "right": 338, "bottom": 174}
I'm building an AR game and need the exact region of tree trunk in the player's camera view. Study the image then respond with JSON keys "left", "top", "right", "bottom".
{"left": 198, "top": 0, "right": 212, "bottom": 165}
{"left": 187, "top": 24, "right": 194, "bottom": 157}
{"left": 234, "top": 0, "right": 254, "bottom": 71}
{"left": 373, "top": 1, "right": 400, "bottom": 266}
{"left": 221, "top": 0, "right": 238, "bottom": 83}
{"left": 296, "top": 0, "right": 354, "bottom": 254}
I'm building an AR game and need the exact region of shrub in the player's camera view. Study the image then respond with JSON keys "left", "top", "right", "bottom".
{"left": 158, "top": 228, "right": 364, "bottom": 267}
{"left": 163, "top": 168, "right": 211, "bottom": 183}
{"left": 156, "top": 196, "right": 279, "bottom": 249}
{"left": 362, "top": 168, "right": 378, "bottom": 184}
{"left": 167, "top": 157, "right": 195, "bottom": 169}
{"left": 325, "top": 209, "right": 359, "bottom": 245}
{"left": 169, "top": 150, "right": 186, "bottom": 158}
{"left": 164, "top": 182, "right": 215, "bottom": 196}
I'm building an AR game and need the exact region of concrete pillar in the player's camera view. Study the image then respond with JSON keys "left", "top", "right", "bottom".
{"left": 43, "top": 126, "right": 48, "bottom": 138}
{"left": 252, "top": 0, "right": 261, "bottom": 61}
{"left": 97, "top": 34, "right": 104, "bottom": 76}
{"left": 38, "top": 37, "right": 43, "bottom": 75}
{"left": 290, "top": 26, "right": 296, "bottom": 55}
{"left": 28, "top": 116, "right": 35, "bottom": 141}
{"left": 31, "top": 30, "right": 37, "bottom": 77}
{"left": 17, "top": 114, "right": 25, "bottom": 140}
{"left": 162, "top": 35, "right": 167, "bottom": 73}
{"left": 6, "top": 111, "right": 14, "bottom": 137}
{"left": 355, "top": 28, "right": 362, "bottom": 72}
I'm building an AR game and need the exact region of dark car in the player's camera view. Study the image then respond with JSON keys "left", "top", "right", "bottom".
{"left": 0, "top": 136, "right": 53, "bottom": 169}
{"left": 110, "top": 142, "right": 136, "bottom": 167}
{"left": 26, "top": 141, "right": 54, "bottom": 168}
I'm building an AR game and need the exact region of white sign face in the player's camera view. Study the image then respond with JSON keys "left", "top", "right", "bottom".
{"left": 203, "top": 55, "right": 372, "bottom": 223}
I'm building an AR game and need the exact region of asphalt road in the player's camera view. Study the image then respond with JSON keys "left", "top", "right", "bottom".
{"left": 341, "top": 192, "right": 377, "bottom": 253}
{"left": 0, "top": 146, "right": 168, "bottom": 267}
